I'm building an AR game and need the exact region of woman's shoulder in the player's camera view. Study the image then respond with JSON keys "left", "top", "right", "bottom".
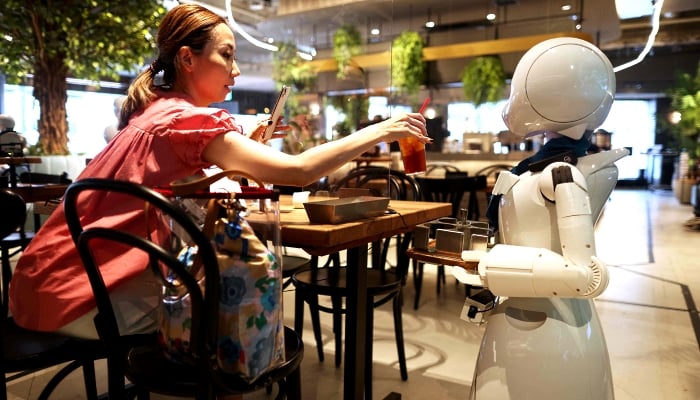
{"left": 135, "top": 95, "right": 236, "bottom": 133}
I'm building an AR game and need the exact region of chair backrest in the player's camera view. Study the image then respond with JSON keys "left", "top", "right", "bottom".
{"left": 63, "top": 179, "right": 220, "bottom": 392}
{"left": 474, "top": 164, "right": 514, "bottom": 186}
{"left": 415, "top": 174, "right": 475, "bottom": 217}
{"left": 0, "top": 132, "right": 25, "bottom": 157}
{"left": 19, "top": 171, "right": 72, "bottom": 184}
{"left": 425, "top": 162, "right": 462, "bottom": 176}
{"left": 0, "top": 189, "right": 25, "bottom": 240}
{"left": 0, "top": 189, "right": 27, "bottom": 316}
{"left": 331, "top": 166, "right": 420, "bottom": 201}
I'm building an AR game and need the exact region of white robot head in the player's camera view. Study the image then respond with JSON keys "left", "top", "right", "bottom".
{"left": 502, "top": 37, "right": 615, "bottom": 140}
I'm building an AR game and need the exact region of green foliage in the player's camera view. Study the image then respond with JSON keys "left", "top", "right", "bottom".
{"left": 328, "top": 94, "right": 369, "bottom": 136}
{"left": 333, "top": 24, "right": 362, "bottom": 80}
{"left": 271, "top": 41, "right": 316, "bottom": 93}
{"left": 0, "top": 0, "right": 165, "bottom": 154}
{"left": 668, "top": 61, "right": 700, "bottom": 159}
{"left": 460, "top": 56, "right": 506, "bottom": 107}
{"left": 0, "top": 0, "right": 165, "bottom": 83}
{"left": 391, "top": 31, "right": 425, "bottom": 97}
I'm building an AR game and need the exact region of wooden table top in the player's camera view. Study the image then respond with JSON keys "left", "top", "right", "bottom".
{"left": 0, "top": 156, "right": 42, "bottom": 165}
{"left": 273, "top": 196, "right": 451, "bottom": 256}
{"left": 352, "top": 155, "right": 392, "bottom": 163}
{"left": 8, "top": 183, "right": 68, "bottom": 203}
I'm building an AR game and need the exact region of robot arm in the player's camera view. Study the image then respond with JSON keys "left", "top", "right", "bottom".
{"left": 463, "top": 162, "right": 609, "bottom": 299}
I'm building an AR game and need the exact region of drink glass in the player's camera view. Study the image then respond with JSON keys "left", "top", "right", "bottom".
{"left": 398, "top": 136, "right": 426, "bottom": 175}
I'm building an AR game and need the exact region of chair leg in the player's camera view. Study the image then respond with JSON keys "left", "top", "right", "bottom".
{"left": 293, "top": 287, "right": 305, "bottom": 336}
{"left": 284, "top": 364, "right": 303, "bottom": 400}
{"left": 331, "top": 294, "right": 343, "bottom": 367}
{"left": 364, "top": 301, "right": 374, "bottom": 400}
{"left": 2, "top": 246, "right": 12, "bottom": 315}
{"left": 413, "top": 261, "right": 423, "bottom": 310}
{"left": 307, "top": 293, "right": 325, "bottom": 362}
{"left": 437, "top": 265, "right": 445, "bottom": 294}
{"left": 81, "top": 358, "right": 99, "bottom": 400}
{"left": 393, "top": 292, "right": 408, "bottom": 381}
{"left": 0, "top": 370, "right": 8, "bottom": 400}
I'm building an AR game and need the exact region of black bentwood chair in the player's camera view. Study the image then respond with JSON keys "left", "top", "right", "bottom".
{"left": 291, "top": 167, "right": 419, "bottom": 398}
{"left": 0, "top": 188, "right": 102, "bottom": 400}
{"left": 63, "top": 178, "right": 304, "bottom": 400}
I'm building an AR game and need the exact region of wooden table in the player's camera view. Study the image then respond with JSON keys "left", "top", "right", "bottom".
{"left": 352, "top": 155, "right": 392, "bottom": 169}
{"left": 276, "top": 196, "right": 451, "bottom": 400}
{"left": 0, "top": 156, "right": 42, "bottom": 187}
{"left": 7, "top": 183, "right": 67, "bottom": 230}
{"left": 9, "top": 183, "right": 68, "bottom": 203}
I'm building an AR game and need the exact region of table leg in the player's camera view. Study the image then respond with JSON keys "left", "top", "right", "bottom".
{"left": 344, "top": 244, "right": 368, "bottom": 400}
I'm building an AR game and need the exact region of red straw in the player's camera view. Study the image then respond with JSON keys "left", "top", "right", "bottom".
{"left": 418, "top": 97, "right": 431, "bottom": 114}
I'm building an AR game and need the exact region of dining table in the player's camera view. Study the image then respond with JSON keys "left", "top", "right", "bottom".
{"left": 275, "top": 195, "right": 451, "bottom": 400}
{"left": 0, "top": 156, "right": 42, "bottom": 188}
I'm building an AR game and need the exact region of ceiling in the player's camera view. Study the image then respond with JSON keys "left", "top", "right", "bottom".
{"left": 194, "top": 0, "right": 700, "bottom": 97}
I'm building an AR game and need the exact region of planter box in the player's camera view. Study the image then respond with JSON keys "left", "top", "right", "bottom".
{"left": 673, "top": 178, "right": 695, "bottom": 204}
{"left": 34, "top": 155, "right": 89, "bottom": 181}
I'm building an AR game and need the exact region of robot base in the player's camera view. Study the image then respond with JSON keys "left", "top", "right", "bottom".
{"left": 469, "top": 297, "right": 614, "bottom": 400}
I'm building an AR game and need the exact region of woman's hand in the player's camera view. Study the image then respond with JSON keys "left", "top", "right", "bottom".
{"left": 368, "top": 112, "right": 431, "bottom": 144}
{"left": 247, "top": 116, "right": 290, "bottom": 143}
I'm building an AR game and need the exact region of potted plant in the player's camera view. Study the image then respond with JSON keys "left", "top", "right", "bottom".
{"left": 668, "top": 62, "right": 700, "bottom": 163}
{"left": 391, "top": 31, "right": 425, "bottom": 100}
{"left": 667, "top": 61, "right": 700, "bottom": 202}
{"left": 333, "top": 24, "right": 362, "bottom": 80}
{"left": 460, "top": 55, "right": 507, "bottom": 107}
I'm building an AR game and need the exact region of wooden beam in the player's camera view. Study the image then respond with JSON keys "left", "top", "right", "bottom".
{"left": 307, "top": 32, "right": 594, "bottom": 73}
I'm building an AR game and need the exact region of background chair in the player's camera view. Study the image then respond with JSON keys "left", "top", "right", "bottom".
{"left": 0, "top": 188, "right": 101, "bottom": 400}
{"left": 291, "top": 167, "right": 419, "bottom": 397}
{"left": 63, "top": 178, "right": 304, "bottom": 400}
{"left": 425, "top": 161, "right": 461, "bottom": 177}
{"left": 0, "top": 171, "right": 72, "bottom": 262}
{"left": 474, "top": 164, "right": 515, "bottom": 207}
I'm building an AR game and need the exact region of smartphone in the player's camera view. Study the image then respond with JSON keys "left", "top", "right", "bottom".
{"left": 263, "top": 85, "right": 290, "bottom": 140}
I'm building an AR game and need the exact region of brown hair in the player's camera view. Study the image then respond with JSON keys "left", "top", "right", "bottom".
{"left": 119, "top": 4, "right": 227, "bottom": 129}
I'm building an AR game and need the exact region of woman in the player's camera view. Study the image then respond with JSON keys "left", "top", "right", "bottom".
{"left": 9, "top": 3, "right": 428, "bottom": 340}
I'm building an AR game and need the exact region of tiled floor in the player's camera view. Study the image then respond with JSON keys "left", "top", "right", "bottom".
{"left": 6, "top": 188, "right": 700, "bottom": 399}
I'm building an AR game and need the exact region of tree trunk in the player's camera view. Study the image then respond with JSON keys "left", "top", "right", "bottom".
{"left": 33, "top": 55, "right": 69, "bottom": 155}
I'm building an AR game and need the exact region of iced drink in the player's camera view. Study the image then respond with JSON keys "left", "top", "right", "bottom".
{"left": 398, "top": 137, "right": 426, "bottom": 175}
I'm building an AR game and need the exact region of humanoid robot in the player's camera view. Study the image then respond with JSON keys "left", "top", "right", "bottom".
{"left": 454, "top": 37, "right": 628, "bottom": 399}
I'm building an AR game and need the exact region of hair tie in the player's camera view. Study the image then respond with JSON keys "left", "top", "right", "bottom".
{"left": 150, "top": 59, "right": 168, "bottom": 88}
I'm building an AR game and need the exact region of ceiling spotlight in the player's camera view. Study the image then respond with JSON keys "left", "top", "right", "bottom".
{"left": 486, "top": 13, "right": 496, "bottom": 21}
{"left": 425, "top": 20, "right": 436, "bottom": 29}
{"left": 371, "top": 28, "right": 381, "bottom": 35}
{"left": 561, "top": 4, "right": 572, "bottom": 11}
{"left": 248, "top": 0, "right": 264, "bottom": 11}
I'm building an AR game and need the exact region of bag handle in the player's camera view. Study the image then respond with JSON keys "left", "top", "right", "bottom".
{"left": 169, "top": 169, "right": 265, "bottom": 197}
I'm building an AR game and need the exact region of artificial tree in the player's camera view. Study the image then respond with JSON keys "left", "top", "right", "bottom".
{"left": 0, "top": 0, "right": 165, "bottom": 155}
